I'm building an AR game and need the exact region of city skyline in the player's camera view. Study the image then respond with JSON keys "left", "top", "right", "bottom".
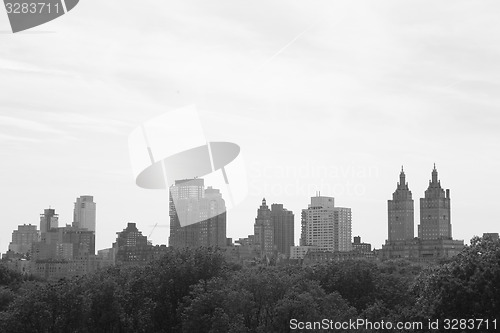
{"left": 2, "top": 164, "right": 484, "bottom": 257}
{"left": 2, "top": 1, "right": 500, "bottom": 252}
{"left": 1, "top": 2, "right": 499, "bottom": 330}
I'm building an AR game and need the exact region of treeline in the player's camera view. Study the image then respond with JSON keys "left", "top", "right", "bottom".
{"left": 0, "top": 236, "right": 499, "bottom": 333}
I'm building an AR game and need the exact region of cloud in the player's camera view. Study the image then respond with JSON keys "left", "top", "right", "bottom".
{"left": 39, "top": 112, "right": 132, "bottom": 134}
{"left": 0, "top": 133, "right": 40, "bottom": 143}
{"left": 0, "top": 58, "right": 74, "bottom": 78}
{"left": 0, "top": 114, "right": 68, "bottom": 135}
{"left": 1, "top": 0, "right": 500, "bottom": 251}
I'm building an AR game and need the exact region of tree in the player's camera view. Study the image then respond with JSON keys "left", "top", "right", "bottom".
{"left": 180, "top": 266, "right": 356, "bottom": 333}
{"left": 412, "top": 236, "right": 500, "bottom": 330}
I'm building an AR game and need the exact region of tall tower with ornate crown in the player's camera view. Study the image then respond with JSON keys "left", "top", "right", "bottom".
{"left": 388, "top": 167, "right": 414, "bottom": 242}
{"left": 418, "top": 164, "right": 452, "bottom": 240}
{"left": 254, "top": 198, "right": 275, "bottom": 258}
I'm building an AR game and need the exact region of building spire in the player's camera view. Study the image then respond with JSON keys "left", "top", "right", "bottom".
{"left": 397, "top": 165, "right": 407, "bottom": 189}
{"left": 432, "top": 163, "right": 438, "bottom": 184}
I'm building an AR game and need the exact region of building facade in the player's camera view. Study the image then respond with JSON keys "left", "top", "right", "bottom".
{"left": 114, "top": 222, "right": 151, "bottom": 264}
{"left": 40, "top": 208, "right": 58, "bottom": 234}
{"left": 300, "top": 209, "right": 307, "bottom": 246}
{"left": 290, "top": 245, "right": 319, "bottom": 260}
{"left": 169, "top": 179, "right": 227, "bottom": 248}
{"left": 380, "top": 238, "right": 464, "bottom": 261}
{"left": 113, "top": 222, "right": 169, "bottom": 265}
{"left": 73, "top": 195, "right": 96, "bottom": 232}
{"left": 29, "top": 204, "right": 97, "bottom": 279}
{"left": 388, "top": 167, "right": 414, "bottom": 242}
{"left": 381, "top": 165, "right": 463, "bottom": 261}
{"left": 303, "top": 249, "right": 376, "bottom": 265}
{"left": 271, "top": 203, "right": 294, "bottom": 257}
{"left": 352, "top": 236, "right": 372, "bottom": 253}
{"left": 302, "top": 196, "right": 352, "bottom": 252}
{"left": 483, "top": 233, "right": 499, "bottom": 241}
{"left": 419, "top": 165, "right": 452, "bottom": 240}
{"left": 8, "top": 224, "right": 39, "bottom": 255}
{"left": 33, "top": 226, "right": 95, "bottom": 261}
{"left": 197, "top": 187, "right": 227, "bottom": 247}
{"left": 254, "top": 198, "right": 275, "bottom": 258}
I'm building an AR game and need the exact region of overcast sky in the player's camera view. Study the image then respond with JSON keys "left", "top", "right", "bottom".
{"left": 1, "top": 1, "right": 499, "bottom": 252}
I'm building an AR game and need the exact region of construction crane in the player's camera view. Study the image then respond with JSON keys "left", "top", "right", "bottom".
{"left": 147, "top": 223, "right": 169, "bottom": 238}
{"left": 148, "top": 222, "right": 158, "bottom": 239}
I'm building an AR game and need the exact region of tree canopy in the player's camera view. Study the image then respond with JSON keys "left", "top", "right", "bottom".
{"left": 0, "top": 237, "right": 498, "bottom": 332}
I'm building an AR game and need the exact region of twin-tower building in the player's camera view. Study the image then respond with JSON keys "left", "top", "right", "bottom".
{"left": 382, "top": 165, "right": 463, "bottom": 260}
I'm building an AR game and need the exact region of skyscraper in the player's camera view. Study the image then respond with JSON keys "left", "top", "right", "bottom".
{"left": 169, "top": 179, "right": 227, "bottom": 248}
{"left": 271, "top": 203, "right": 294, "bottom": 257}
{"left": 40, "top": 208, "right": 58, "bottom": 234}
{"left": 388, "top": 167, "right": 414, "bottom": 242}
{"left": 198, "top": 187, "right": 227, "bottom": 247}
{"left": 303, "top": 195, "right": 352, "bottom": 252}
{"left": 300, "top": 209, "right": 307, "bottom": 246}
{"left": 73, "top": 196, "right": 96, "bottom": 232}
{"left": 254, "top": 198, "right": 275, "bottom": 257}
{"left": 169, "top": 178, "right": 204, "bottom": 248}
{"left": 419, "top": 164, "right": 452, "bottom": 240}
{"left": 381, "top": 164, "right": 463, "bottom": 261}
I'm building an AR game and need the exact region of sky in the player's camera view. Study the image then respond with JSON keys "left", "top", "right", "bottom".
{"left": 1, "top": 0, "right": 499, "bottom": 252}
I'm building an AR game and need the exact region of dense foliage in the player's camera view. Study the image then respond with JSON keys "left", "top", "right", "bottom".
{"left": 0, "top": 237, "right": 498, "bottom": 333}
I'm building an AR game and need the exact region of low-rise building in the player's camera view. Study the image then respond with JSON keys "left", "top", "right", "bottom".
{"left": 352, "top": 236, "right": 372, "bottom": 253}
{"left": 290, "top": 246, "right": 319, "bottom": 260}
{"left": 379, "top": 238, "right": 464, "bottom": 261}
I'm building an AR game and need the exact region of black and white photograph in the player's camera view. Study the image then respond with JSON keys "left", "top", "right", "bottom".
{"left": 1, "top": 1, "right": 499, "bottom": 332}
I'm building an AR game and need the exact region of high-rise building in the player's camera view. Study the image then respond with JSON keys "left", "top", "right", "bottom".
{"left": 169, "top": 179, "right": 204, "bottom": 248}
{"left": 113, "top": 222, "right": 168, "bottom": 265}
{"left": 271, "top": 203, "right": 294, "bottom": 257}
{"left": 198, "top": 187, "right": 227, "bottom": 247}
{"left": 381, "top": 164, "right": 463, "bottom": 261}
{"left": 388, "top": 167, "right": 414, "bottom": 242}
{"left": 300, "top": 209, "right": 307, "bottom": 246}
{"left": 419, "top": 164, "right": 452, "bottom": 240}
{"left": 8, "top": 224, "right": 39, "bottom": 255}
{"left": 253, "top": 198, "right": 274, "bottom": 257}
{"left": 60, "top": 227, "right": 96, "bottom": 258}
{"left": 27, "top": 204, "right": 98, "bottom": 280}
{"left": 303, "top": 195, "right": 352, "bottom": 252}
{"left": 114, "top": 222, "right": 149, "bottom": 263}
{"left": 73, "top": 196, "right": 96, "bottom": 232}
{"left": 32, "top": 226, "right": 95, "bottom": 261}
{"left": 169, "top": 179, "right": 227, "bottom": 248}
{"left": 40, "top": 208, "right": 58, "bottom": 234}
{"left": 233, "top": 200, "right": 294, "bottom": 261}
